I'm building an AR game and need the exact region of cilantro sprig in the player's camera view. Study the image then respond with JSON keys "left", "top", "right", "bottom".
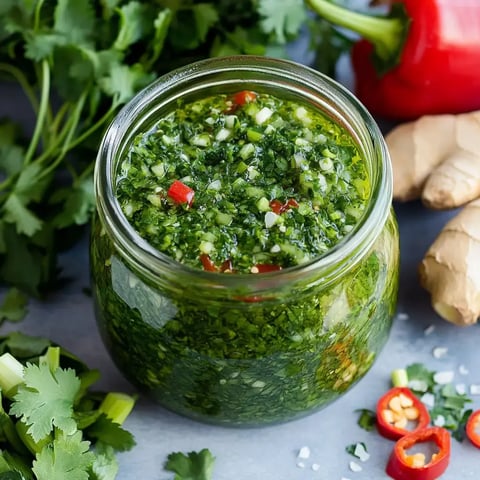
{"left": 0, "top": 332, "right": 136, "bottom": 479}
{"left": 165, "top": 449, "right": 216, "bottom": 480}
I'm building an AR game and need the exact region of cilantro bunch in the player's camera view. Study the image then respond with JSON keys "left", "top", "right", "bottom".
{"left": 0, "top": 332, "right": 136, "bottom": 480}
{"left": 0, "top": 0, "right": 313, "bottom": 300}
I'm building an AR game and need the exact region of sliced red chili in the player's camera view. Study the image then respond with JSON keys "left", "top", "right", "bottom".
{"left": 220, "top": 259, "right": 234, "bottom": 273}
{"left": 269, "top": 198, "right": 299, "bottom": 215}
{"left": 269, "top": 199, "right": 284, "bottom": 215}
{"left": 376, "top": 387, "right": 430, "bottom": 440}
{"left": 233, "top": 90, "right": 257, "bottom": 106}
{"left": 167, "top": 180, "right": 194, "bottom": 206}
{"left": 386, "top": 427, "right": 450, "bottom": 480}
{"left": 199, "top": 254, "right": 218, "bottom": 272}
{"left": 466, "top": 409, "right": 480, "bottom": 449}
{"left": 251, "top": 264, "right": 282, "bottom": 274}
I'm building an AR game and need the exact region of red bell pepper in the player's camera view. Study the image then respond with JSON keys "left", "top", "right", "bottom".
{"left": 386, "top": 427, "right": 450, "bottom": 480}
{"left": 466, "top": 409, "right": 480, "bottom": 449}
{"left": 307, "top": 0, "right": 480, "bottom": 120}
{"left": 376, "top": 387, "right": 430, "bottom": 440}
{"left": 167, "top": 180, "right": 194, "bottom": 206}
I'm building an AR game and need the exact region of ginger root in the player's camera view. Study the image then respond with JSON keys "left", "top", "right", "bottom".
{"left": 386, "top": 111, "right": 480, "bottom": 326}
{"left": 386, "top": 111, "right": 480, "bottom": 209}
{"left": 418, "top": 200, "right": 480, "bottom": 326}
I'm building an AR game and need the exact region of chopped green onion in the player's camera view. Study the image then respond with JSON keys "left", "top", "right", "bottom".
{"left": 0, "top": 353, "right": 25, "bottom": 399}
{"left": 391, "top": 368, "right": 409, "bottom": 387}
{"left": 99, "top": 392, "right": 136, "bottom": 425}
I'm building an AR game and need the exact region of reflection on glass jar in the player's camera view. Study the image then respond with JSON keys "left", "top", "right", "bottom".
{"left": 91, "top": 56, "right": 399, "bottom": 426}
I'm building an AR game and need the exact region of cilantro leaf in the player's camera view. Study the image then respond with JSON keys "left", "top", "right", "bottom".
{"left": 32, "top": 431, "right": 95, "bottom": 480}
{"left": 165, "top": 449, "right": 216, "bottom": 480}
{"left": 0, "top": 332, "right": 50, "bottom": 359}
{"left": 3, "top": 194, "right": 43, "bottom": 237}
{"left": 10, "top": 364, "right": 81, "bottom": 442}
{"left": 192, "top": 4, "right": 219, "bottom": 44}
{"left": 258, "top": 0, "right": 307, "bottom": 43}
{"left": 99, "top": 62, "right": 154, "bottom": 104}
{"left": 51, "top": 175, "right": 96, "bottom": 228}
{"left": 113, "top": 1, "right": 154, "bottom": 51}
{"left": 355, "top": 408, "right": 376, "bottom": 432}
{"left": 0, "top": 289, "right": 28, "bottom": 325}
{"left": 84, "top": 415, "right": 136, "bottom": 452}
{"left": 90, "top": 444, "right": 119, "bottom": 480}
{"left": 54, "top": 0, "right": 96, "bottom": 45}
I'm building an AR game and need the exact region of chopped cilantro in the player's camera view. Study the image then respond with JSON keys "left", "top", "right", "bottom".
{"left": 165, "top": 449, "right": 216, "bottom": 480}
{"left": 355, "top": 409, "right": 376, "bottom": 432}
{"left": 406, "top": 363, "right": 473, "bottom": 441}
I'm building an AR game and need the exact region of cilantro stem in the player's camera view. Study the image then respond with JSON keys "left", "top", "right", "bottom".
{"left": 0, "top": 63, "right": 39, "bottom": 113}
{"left": 37, "top": 91, "right": 88, "bottom": 179}
{"left": 0, "top": 353, "right": 25, "bottom": 399}
{"left": 33, "top": 0, "right": 46, "bottom": 31}
{"left": 66, "top": 102, "right": 118, "bottom": 151}
{"left": 24, "top": 60, "right": 50, "bottom": 165}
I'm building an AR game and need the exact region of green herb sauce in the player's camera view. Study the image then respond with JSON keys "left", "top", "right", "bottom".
{"left": 91, "top": 91, "right": 399, "bottom": 425}
{"left": 115, "top": 92, "right": 370, "bottom": 271}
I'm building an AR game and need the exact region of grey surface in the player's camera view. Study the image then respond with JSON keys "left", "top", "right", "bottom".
{"left": 3, "top": 203, "right": 480, "bottom": 480}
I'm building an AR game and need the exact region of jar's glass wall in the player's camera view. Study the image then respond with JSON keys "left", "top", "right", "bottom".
{"left": 91, "top": 56, "right": 399, "bottom": 426}
{"left": 91, "top": 210, "right": 398, "bottom": 425}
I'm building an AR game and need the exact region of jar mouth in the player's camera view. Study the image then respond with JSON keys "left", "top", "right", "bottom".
{"left": 95, "top": 55, "right": 392, "bottom": 292}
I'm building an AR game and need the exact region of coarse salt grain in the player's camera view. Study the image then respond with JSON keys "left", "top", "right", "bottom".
{"left": 296, "top": 462, "right": 305, "bottom": 469}
{"left": 433, "top": 371, "right": 454, "bottom": 385}
{"left": 456, "top": 383, "right": 466, "bottom": 395}
{"left": 312, "top": 464, "right": 320, "bottom": 472}
{"left": 432, "top": 347, "right": 448, "bottom": 359}
{"left": 459, "top": 365, "right": 469, "bottom": 375}
{"left": 424, "top": 324, "right": 436, "bottom": 336}
{"left": 349, "top": 461, "right": 362, "bottom": 472}
{"left": 470, "top": 384, "right": 480, "bottom": 395}
{"left": 396, "top": 312, "right": 409, "bottom": 321}
{"left": 354, "top": 443, "right": 370, "bottom": 462}
{"left": 421, "top": 392, "right": 435, "bottom": 408}
{"left": 298, "top": 446, "right": 311, "bottom": 460}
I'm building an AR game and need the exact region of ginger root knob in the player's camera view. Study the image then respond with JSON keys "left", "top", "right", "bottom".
{"left": 418, "top": 200, "right": 480, "bottom": 326}
{"left": 386, "top": 111, "right": 480, "bottom": 209}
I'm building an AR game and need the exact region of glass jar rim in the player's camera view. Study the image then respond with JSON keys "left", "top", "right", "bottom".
{"left": 94, "top": 55, "right": 393, "bottom": 293}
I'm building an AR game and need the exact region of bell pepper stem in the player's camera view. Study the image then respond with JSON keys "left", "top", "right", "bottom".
{"left": 306, "top": 0, "right": 410, "bottom": 72}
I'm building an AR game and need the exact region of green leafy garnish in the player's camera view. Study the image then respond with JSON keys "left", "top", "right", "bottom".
{"left": 355, "top": 408, "right": 376, "bottom": 432}
{"left": 406, "top": 363, "right": 473, "bottom": 441}
{"left": 0, "top": 333, "right": 136, "bottom": 479}
{"left": 0, "top": 289, "right": 28, "bottom": 325}
{"left": 165, "top": 449, "right": 216, "bottom": 480}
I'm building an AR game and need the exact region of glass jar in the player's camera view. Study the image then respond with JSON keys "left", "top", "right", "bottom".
{"left": 91, "top": 56, "right": 399, "bottom": 426}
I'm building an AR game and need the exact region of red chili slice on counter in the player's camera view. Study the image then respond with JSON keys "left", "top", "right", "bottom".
{"left": 386, "top": 427, "right": 451, "bottom": 480}
{"left": 167, "top": 180, "right": 194, "bottom": 206}
{"left": 466, "top": 409, "right": 480, "bottom": 449}
{"left": 376, "top": 387, "right": 430, "bottom": 440}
